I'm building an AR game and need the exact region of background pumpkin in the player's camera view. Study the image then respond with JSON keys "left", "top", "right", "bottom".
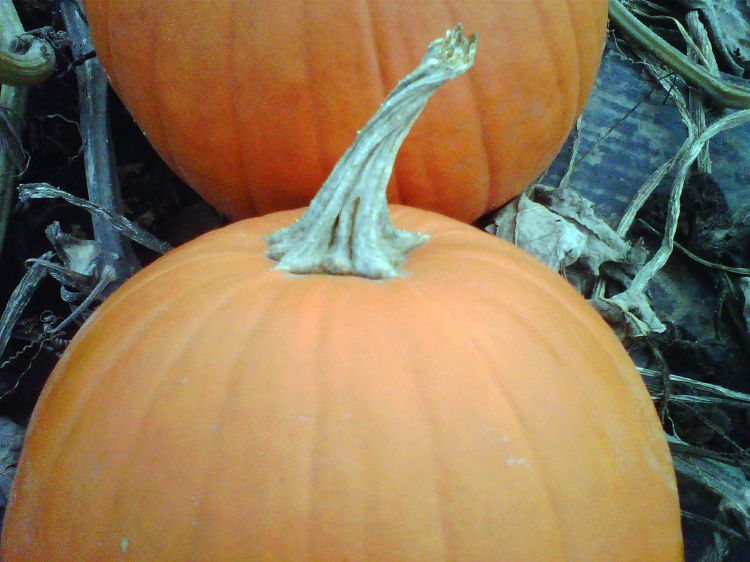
{"left": 2, "top": 207, "right": 682, "bottom": 560}
{"left": 84, "top": 0, "right": 608, "bottom": 222}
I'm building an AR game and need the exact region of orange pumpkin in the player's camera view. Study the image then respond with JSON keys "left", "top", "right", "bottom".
{"left": 1, "top": 207, "right": 683, "bottom": 560}
{"left": 2, "top": 26, "right": 681, "bottom": 561}
{"left": 84, "top": 0, "right": 608, "bottom": 221}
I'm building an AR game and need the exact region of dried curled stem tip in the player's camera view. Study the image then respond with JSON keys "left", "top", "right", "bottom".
{"left": 430, "top": 24, "right": 477, "bottom": 71}
{"left": 266, "top": 25, "right": 478, "bottom": 280}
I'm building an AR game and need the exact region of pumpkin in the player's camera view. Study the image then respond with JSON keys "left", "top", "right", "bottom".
{"left": 2, "top": 27, "right": 682, "bottom": 561}
{"left": 84, "top": 0, "right": 608, "bottom": 222}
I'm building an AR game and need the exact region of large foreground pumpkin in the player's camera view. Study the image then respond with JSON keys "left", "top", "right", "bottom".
{"left": 85, "top": 0, "right": 608, "bottom": 221}
{"left": 2, "top": 26, "right": 681, "bottom": 561}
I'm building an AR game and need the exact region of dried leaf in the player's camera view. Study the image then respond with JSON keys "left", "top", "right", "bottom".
{"left": 45, "top": 222, "right": 99, "bottom": 280}
{"left": 489, "top": 186, "right": 666, "bottom": 335}
{"left": 489, "top": 192, "right": 585, "bottom": 271}
{"left": 488, "top": 186, "right": 632, "bottom": 274}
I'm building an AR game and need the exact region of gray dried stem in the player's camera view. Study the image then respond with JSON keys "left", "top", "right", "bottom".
{"left": 610, "top": 0, "right": 750, "bottom": 108}
{"left": 0, "top": 0, "right": 34, "bottom": 260}
{"left": 0, "top": 252, "right": 53, "bottom": 366}
{"left": 18, "top": 183, "right": 172, "bottom": 254}
{"left": 59, "top": 0, "right": 140, "bottom": 294}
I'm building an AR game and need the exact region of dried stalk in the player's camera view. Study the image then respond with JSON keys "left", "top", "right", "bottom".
{"left": 0, "top": 0, "right": 35, "bottom": 260}
{"left": 609, "top": 0, "right": 750, "bottom": 109}
{"left": 59, "top": 0, "right": 139, "bottom": 293}
{"left": 19, "top": 183, "right": 172, "bottom": 254}
{"left": 0, "top": 252, "right": 53, "bottom": 365}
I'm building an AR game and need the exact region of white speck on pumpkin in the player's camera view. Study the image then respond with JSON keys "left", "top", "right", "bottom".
{"left": 506, "top": 456, "right": 531, "bottom": 468}
{"left": 179, "top": 377, "right": 189, "bottom": 385}
{"left": 120, "top": 537, "right": 129, "bottom": 553}
{"left": 209, "top": 423, "right": 219, "bottom": 431}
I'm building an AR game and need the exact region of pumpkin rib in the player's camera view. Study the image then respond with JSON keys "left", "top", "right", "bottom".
{"left": 149, "top": 6, "right": 179, "bottom": 174}
{"left": 406, "top": 279, "right": 568, "bottom": 557}
{"left": 408, "top": 0, "right": 463, "bottom": 214}
{"left": 98, "top": 1, "right": 117, "bottom": 92}
{"left": 484, "top": 9, "right": 519, "bottom": 205}
{"left": 100, "top": 233, "right": 280, "bottom": 308}
{"left": 407, "top": 367, "right": 453, "bottom": 561}
{"left": 100, "top": 274, "right": 284, "bottom": 555}
{"left": 300, "top": 2, "right": 330, "bottom": 200}
{"left": 557, "top": 0, "right": 583, "bottom": 117}
{"left": 364, "top": 288, "right": 453, "bottom": 558}
{"left": 225, "top": 0, "right": 258, "bottom": 217}
{"left": 314, "top": 288, "right": 377, "bottom": 559}
{"left": 409, "top": 271, "right": 669, "bottom": 557}
{"left": 7, "top": 275, "right": 255, "bottom": 555}
{"left": 149, "top": 6, "right": 183, "bottom": 178}
{"left": 463, "top": 72, "right": 494, "bottom": 212}
{"left": 534, "top": 0, "right": 578, "bottom": 119}
{"left": 30, "top": 273, "right": 264, "bottom": 502}
{"left": 569, "top": 2, "right": 608, "bottom": 115}
{"left": 406, "top": 281, "right": 570, "bottom": 558}
{"left": 170, "top": 283, "right": 291, "bottom": 558}
{"left": 442, "top": 1, "right": 493, "bottom": 214}
{"left": 301, "top": 284, "right": 334, "bottom": 560}
{"left": 534, "top": 0, "right": 580, "bottom": 136}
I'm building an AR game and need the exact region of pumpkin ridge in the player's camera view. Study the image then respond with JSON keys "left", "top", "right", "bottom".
{"left": 146, "top": 5, "right": 179, "bottom": 174}
{"left": 459, "top": 249, "right": 640, "bottom": 387}
{"left": 406, "top": 278, "right": 568, "bottom": 557}
{"left": 415, "top": 241, "right": 629, "bottom": 372}
{"left": 98, "top": 275, "right": 281, "bottom": 555}
{"left": 185, "top": 281, "right": 293, "bottom": 558}
{"left": 100, "top": 1, "right": 117, "bottom": 92}
{"left": 441, "top": 1, "right": 492, "bottom": 215}
{"left": 225, "top": 0, "right": 258, "bottom": 217}
{"left": 400, "top": 294, "right": 481, "bottom": 560}
{"left": 463, "top": 70, "right": 494, "bottom": 213}
{"left": 26, "top": 273, "right": 264, "bottom": 524}
{"left": 530, "top": 0, "right": 575, "bottom": 147}
{"left": 558, "top": 0, "right": 583, "bottom": 117}
{"left": 409, "top": 245, "right": 678, "bottom": 553}
{"left": 151, "top": 3, "right": 199, "bottom": 182}
{"left": 301, "top": 1, "right": 331, "bottom": 198}
{"left": 301, "top": 284, "right": 335, "bottom": 560}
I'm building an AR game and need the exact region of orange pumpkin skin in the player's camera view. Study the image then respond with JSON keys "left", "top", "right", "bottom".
{"left": 2, "top": 207, "right": 682, "bottom": 560}
{"left": 84, "top": 1, "right": 608, "bottom": 222}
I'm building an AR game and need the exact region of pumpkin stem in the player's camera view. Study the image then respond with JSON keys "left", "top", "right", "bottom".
{"left": 266, "top": 24, "right": 477, "bottom": 279}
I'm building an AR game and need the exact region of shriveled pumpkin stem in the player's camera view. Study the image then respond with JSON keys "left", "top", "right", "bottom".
{"left": 267, "top": 25, "right": 477, "bottom": 279}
